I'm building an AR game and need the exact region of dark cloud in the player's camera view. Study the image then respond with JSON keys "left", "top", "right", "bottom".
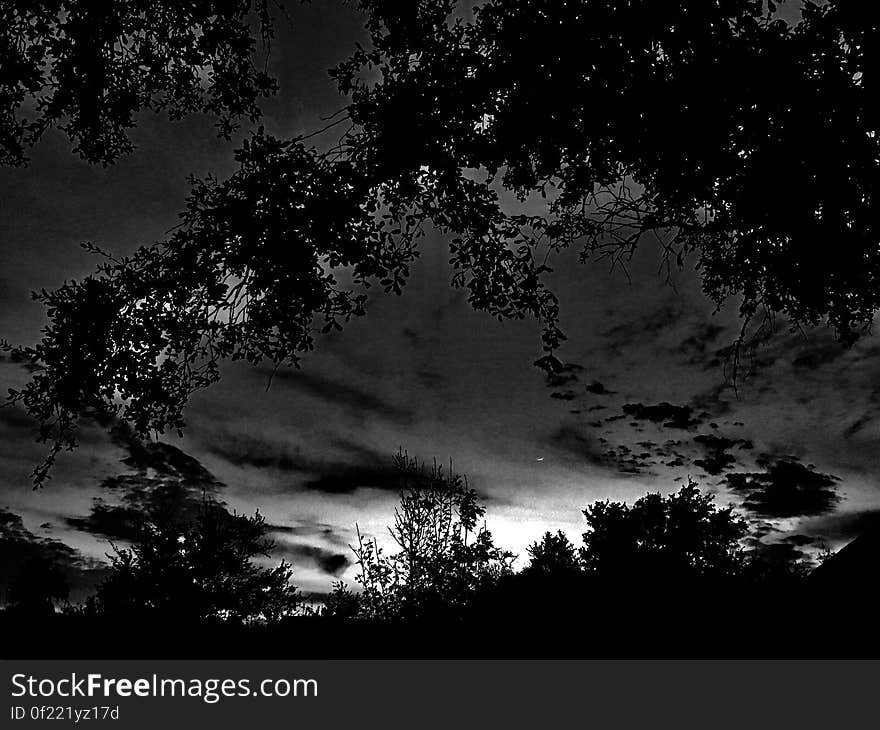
{"left": 692, "top": 434, "right": 753, "bottom": 476}
{"left": 66, "top": 479, "right": 216, "bottom": 541}
{"left": 273, "top": 543, "right": 351, "bottom": 576}
{"left": 204, "top": 429, "right": 408, "bottom": 494}
{"left": 268, "top": 520, "right": 350, "bottom": 550}
{"left": 585, "top": 380, "right": 615, "bottom": 395}
{"left": 539, "top": 360, "right": 585, "bottom": 389}
{"left": 550, "top": 391, "right": 576, "bottom": 401}
{"left": 261, "top": 367, "right": 414, "bottom": 425}
{"left": 622, "top": 402, "right": 702, "bottom": 430}
{"left": 546, "top": 425, "right": 612, "bottom": 466}
{"left": 108, "top": 422, "right": 221, "bottom": 486}
{"left": 688, "top": 383, "right": 733, "bottom": 420}
{"left": 302, "top": 463, "right": 401, "bottom": 494}
{"left": 66, "top": 501, "right": 146, "bottom": 542}
{"left": 791, "top": 340, "right": 848, "bottom": 370}
{"left": 68, "top": 430, "right": 224, "bottom": 541}
{"left": 203, "top": 432, "right": 309, "bottom": 472}
{"left": 783, "top": 534, "right": 821, "bottom": 548}
{"left": 65, "top": 426, "right": 357, "bottom": 582}
{"left": 0, "top": 507, "right": 105, "bottom": 602}
{"left": 678, "top": 322, "right": 726, "bottom": 364}
{"left": 546, "top": 425, "right": 650, "bottom": 475}
{"left": 726, "top": 457, "right": 841, "bottom": 518}
{"left": 217, "top": 420, "right": 498, "bottom": 500}
{"left": 842, "top": 414, "right": 873, "bottom": 439}
{"left": 600, "top": 298, "right": 684, "bottom": 357}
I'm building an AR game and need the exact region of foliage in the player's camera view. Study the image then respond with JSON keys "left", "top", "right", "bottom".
{"left": 7, "top": 2, "right": 880, "bottom": 482}
{"left": 0, "top": 0, "right": 277, "bottom": 165}
{"left": 351, "top": 451, "right": 514, "bottom": 620}
{"left": 579, "top": 481, "right": 749, "bottom": 584}
{"left": 321, "top": 580, "right": 361, "bottom": 619}
{"left": 524, "top": 530, "right": 581, "bottom": 577}
{"left": 90, "top": 498, "right": 298, "bottom": 624}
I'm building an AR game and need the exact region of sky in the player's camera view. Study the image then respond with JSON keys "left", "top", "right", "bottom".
{"left": 2, "top": 0, "right": 879, "bottom": 600}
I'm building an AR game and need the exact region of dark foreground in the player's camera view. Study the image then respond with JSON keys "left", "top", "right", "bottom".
{"left": 3, "top": 593, "right": 877, "bottom": 659}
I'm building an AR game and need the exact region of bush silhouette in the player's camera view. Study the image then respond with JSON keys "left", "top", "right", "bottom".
{"left": 351, "top": 452, "right": 514, "bottom": 621}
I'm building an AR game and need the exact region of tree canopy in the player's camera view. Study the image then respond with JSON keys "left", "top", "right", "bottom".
{"left": 0, "top": 0, "right": 276, "bottom": 165}
{"left": 4, "top": 1, "right": 880, "bottom": 481}
{"left": 579, "top": 482, "right": 749, "bottom": 584}
{"left": 88, "top": 498, "right": 298, "bottom": 623}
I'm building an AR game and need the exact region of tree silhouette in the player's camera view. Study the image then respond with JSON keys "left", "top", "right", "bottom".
{"left": 351, "top": 452, "right": 513, "bottom": 621}
{"left": 0, "top": 0, "right": 277, "bottom": 165}
{"left": 320, "top": 580, "right": 361, "bottom": 620}
{"left": 6, "top": 1, "right": 879, "bottom": 481}
{"left": 579, "top": 482, "right": 749, "bottom": 587}
{"left": 90, "top": 498, "right": 298, "bottom": 624}
{"left": 6, "top": 555, "right": 69, "bottom": 616}
{"left": 523, "top": 531, "right": 581, "bottom": 578}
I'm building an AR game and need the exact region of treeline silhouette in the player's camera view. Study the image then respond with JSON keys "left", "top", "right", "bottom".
{"left": 1, "top": 452, "right": 876, "bottom": 658}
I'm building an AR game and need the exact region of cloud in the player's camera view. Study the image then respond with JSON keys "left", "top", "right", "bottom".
{"left": 677, "top": 322, "right": 726, "bottom": 364}
{"left": 800, "top": 509, "right": 880, "bottom": 543}
{"left": 106, "top": 421, "right": 221, "bottom": 486}
{"left": 546, "top": 425, "right": 612, "bottom": 465}
{"left": 783, "top": 534, "right": 821, "bottom": 548}
{"left": 66, "top": 479, "right": 217, "bottom": 541}
{"left": 546, "top": 425, "right": 651, "bottom": 475}
{"left": 538, "top": 359, "right": 585, "bottom": 389}
{"left": 67, "top": 430, "right": 225, "bottom": 541}
{"left": 268, "top": 520, "right": 351, "bottom": 550}
{"left": 585, "top": 380, "right": 616, "bottom": 395}
{"left": 688, "top": 381, "right": 734, "bottom": 418}
{"left": 791, "top": 340, "right": 849, "bottom": 370}
{"left": 66, "top": 501, "right": 147, "bottom": 542}
{"left": 726, "top": 457, "right": 841, "bottom": 518}
{"left": 621, "top": 402, "right": 702, "bottom": 430}
{"left": 0, "top": 507, "right": 105, "bottom": 602}
{"left": 600, "top": 298, "right": 685, "bottom": 357}
{"left": 273, "top": 542, "right": 351, "bottom": 577}
{"left": 261, "top": 367, "right": 414, "bottom": 425}
{"left": 203, "top": 430, "right": 406, "bottom": 494}
{"left": 842, "top": 414, "right": 873, "bottom": 439}
{"left": 302, "top": 463, "right": 401, "bottom": 494}
{"left": 203, "top": 432, "right": 310, "bottom": 472}
{"left": 692, "top": 434, "right": 753, "bottom": 476}
{"left": 65, "top": 425, "right": 359, "bottom": 585}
